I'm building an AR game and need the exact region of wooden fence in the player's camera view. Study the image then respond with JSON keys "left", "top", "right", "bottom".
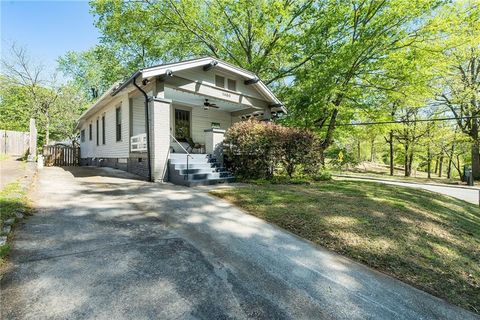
{"left": 43, "top": 144, "right": 80, "bottom": 167}
{"left": 0, "top": 130, "right": 30, "bottom": 156}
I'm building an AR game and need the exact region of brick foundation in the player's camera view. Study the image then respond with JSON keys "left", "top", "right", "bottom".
{"left": 80, "top": 153, "right": 149, "bottom": 180}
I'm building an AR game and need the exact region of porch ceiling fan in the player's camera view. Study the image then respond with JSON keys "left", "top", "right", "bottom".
{"left": 204, "top": 99, "right": 219, "bottom": 110}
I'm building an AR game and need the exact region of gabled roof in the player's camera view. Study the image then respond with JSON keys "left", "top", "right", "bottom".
{"left": 77, "top": 57, "right": 285, "bottom": 127}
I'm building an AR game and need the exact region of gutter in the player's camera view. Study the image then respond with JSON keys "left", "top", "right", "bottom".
{"left": 111, "top": 71, "right": 141, "bottom": 97}
{"left": 132, "top": 74, "right": 153, "bottom": 182}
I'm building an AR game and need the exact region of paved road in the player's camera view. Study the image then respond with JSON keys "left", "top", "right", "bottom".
{"left": 336, "top": 175, "right": 479, "bottom": 205}
{"left": 1, "top": 167, "right": 478, "bottom": 319}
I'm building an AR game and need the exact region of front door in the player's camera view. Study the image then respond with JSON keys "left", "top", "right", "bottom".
{"left": 174, "top": 109, "right": 191, "bottom": 142}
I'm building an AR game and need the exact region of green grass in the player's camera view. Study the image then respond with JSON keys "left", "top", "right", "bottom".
{"left": 210, "top": 181, "right": 480, "bottom": 314}
{"left": 0, "top": 154, "right": 9, "bottom": 161}
{"left": 0, "top": 181, "right": 31, "bottom": 262}
{"left": 333, "top": 169, "right": 463, "bottom": 185}
{"left": 331, "top": 161, "right": 463, "bottom": 185}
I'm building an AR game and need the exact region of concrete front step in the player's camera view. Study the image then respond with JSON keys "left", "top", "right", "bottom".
{"left": 181, "top": 177, "right": 235, "bottom": 187}
{"left": 170, "top": 163, "right": 214, "bottom": 170}
{"left": 168, "top": 154, "right": 234, "bottom": 186}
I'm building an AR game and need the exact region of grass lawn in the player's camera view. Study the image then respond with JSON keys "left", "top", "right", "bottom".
{"left": 333, "top": 161, "right": 463, "bottom": 186}
{"left": 0, "top": 181, "right": 31, "bottom": 263}
{"left": 210, "top": 180, "right": 480, "bottom": 314}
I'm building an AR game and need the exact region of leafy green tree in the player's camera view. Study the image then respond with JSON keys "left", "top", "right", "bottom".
{"left": 90, "top": 0, "right": 316, "bottom": 84}
{"left": 0, "top": 77, "right": 32, "bottom": 132}
{"left": 434, "top": 2, "right": 480, "bottom": 178}
{"left": 49, "top": 84, "right": 89, "bottom": 144}
{"left": 58, "top": 45, "right": 130, "bottom": 100}
{"left": 283, "top": 0, "right": 442, "bottom": 161}
{"left": 1, "top": 44, "right": 87, "bottom": 146}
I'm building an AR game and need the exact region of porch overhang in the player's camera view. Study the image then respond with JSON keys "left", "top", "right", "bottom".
{"left": 111, "top": 57, "right": 284, "bottom": 109}
{"left": 164, "top": 76, "right": 266, "bottom": 111}
{"left": 77, "top": 56, "right": 286, "bottom": 130}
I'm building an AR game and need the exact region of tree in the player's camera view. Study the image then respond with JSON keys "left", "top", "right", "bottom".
{"left": 49, "top": 84, "right": 89, "bottom": 144}
{"left": 58, "top": 45, "right": 130, "bottom": 101}
{"left": 90, "top": 0, "right": 316, "bottom": 84}
{"left": 0, "top": 76, "right": 32, "bottom": 132}
{"left": 1, "top": 44, "right": 60, "bottom": 145}
{"left": 434, "top": 3, "right": 480, "bottom": 178}
{"left": 1, "top": 44, "right": 87, "bottom": 146}
{"left": 283, "top": 0, "right": 442, "bottom": 160}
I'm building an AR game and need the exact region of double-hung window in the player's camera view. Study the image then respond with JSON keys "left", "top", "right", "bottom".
{"left": 215, "top": 75, "right": 225, "bottom": 88}
{"left": 96, "top": 119, "right": 99, "bottom": 146}
{"left": 116, "top": 107, "right": 122, "bottom": 142}
{"left": 227, "top": 79, "right": 236, "bottom": 91}
{"left": 102, "top": 115, "right": 106, "bottom": 145}
{"left": 215, "top": 74, "right": 237, "bottom": 91}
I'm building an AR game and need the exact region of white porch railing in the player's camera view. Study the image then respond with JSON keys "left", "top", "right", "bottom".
{"left": 131, "top": 133, "right": 147, "bottom": 152}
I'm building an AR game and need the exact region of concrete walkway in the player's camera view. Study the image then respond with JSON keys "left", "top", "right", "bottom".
{"left": 335, "top": 175, "right": 479, "bottom": 205}
{"left": 1, "top": 167, "right": 478, "bottom": 319}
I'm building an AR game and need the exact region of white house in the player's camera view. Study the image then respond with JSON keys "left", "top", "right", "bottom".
{"left": 76, "top": 57, "right": 285, "bottom": 185}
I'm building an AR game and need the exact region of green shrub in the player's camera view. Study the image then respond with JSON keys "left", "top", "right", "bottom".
{"left": 0, "top": 244, "right": 11, "bottom": 259}
{"left": 325, "top": 145, "right": 358, "bottom": 168}
{"left": 312, "top": 170, "right": 332, "bottom": 181}
{"left": 223, "top": 120, "right": 322, "bottom": 179}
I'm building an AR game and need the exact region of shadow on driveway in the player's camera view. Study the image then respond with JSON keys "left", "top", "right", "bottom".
{"left": 1, "top": 166, "right": 478, "bottom": 319}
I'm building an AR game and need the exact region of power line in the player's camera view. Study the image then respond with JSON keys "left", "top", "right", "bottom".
{"left": 335, "top": 115, "right": 480, "bottom": 126}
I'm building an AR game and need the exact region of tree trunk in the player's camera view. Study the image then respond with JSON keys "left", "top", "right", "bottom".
{"left": 438, "top": 153, "right": 444, "bottom": 177}
{"left": 404, "top": 144, "right": 409, "bottom": 177}
{"left": 471, "top": 120, "right": 480, "bottom": 179}
{"left": 45, "top": 115, "right": 50, "bottom": 146}
{"left": 357, "top": 140, "right": 361, "bottom": 162}
{"left": 389, "top": 131, "right": 394, "bottom": 176}
{"left": 427, "top": 143, "right": 431, "bottom": 179}
{"left": 408, "top": 151, "right": 414, "bottom": 177}
{"left": 319, "top": 149, "right": 325, "bottom": 166}
{"left": 472, "top": 141, "right": 480, "bottom": 180}
{"left": 447, "top": 157, "right": 453, "bottom": 179}
{"left": 434, "top": 158, "right": 438, "bottom": 174}
{"left": 370, "top": 138, "right": 375, "bottom": 162}
{"left": 447, "top": 142, "right": 455, "bottom": 179}
{"left": 319, "top": 108, "right": 339, "bottom": 151}
{"left": 457, "top": 155, "right": 464, "bottom": 181}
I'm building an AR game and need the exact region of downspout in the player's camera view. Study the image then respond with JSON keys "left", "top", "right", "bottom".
{"left": 133, "top": 75, "right": 152, "bottom": 182}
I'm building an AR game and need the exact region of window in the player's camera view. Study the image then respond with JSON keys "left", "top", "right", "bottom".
{"left": 102, "top": 115, "right": 106, "bottom": 145}
{"left": 215, "top": 75, "right": 225, "bottom": 88}
{"left": 80, "top": 129, "right": 85, "bottom": 143}
{"left": 89, "top": 123, "right": 92, "bottom": 141}
{"left": 116, "top": 106, "right": 122, "bottom": 142}
{"left": 227, "top": 79, "right": 236, "bottom": 91}
{"left": 96, "top": 119, "right": 99, "bottom": 146}
{"left": 174, "top": 109, "right": 190, "bottom": 141}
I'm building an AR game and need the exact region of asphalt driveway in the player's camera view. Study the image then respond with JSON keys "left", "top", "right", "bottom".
{"left": 1, "top": 166, "right": 478, "bottom": 319}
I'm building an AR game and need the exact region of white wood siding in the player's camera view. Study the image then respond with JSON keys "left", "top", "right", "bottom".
{"left": 79, "top": 94, "right": 130, "bottom": 158}
{"left": 131, "top": 96, "right": 146, "bottom": 136}
{"left": 175, "top": 66, "right": 266, "bottom": 101}
{"left": 170, "top": 104, "right": 232, "bottom": 145}
{"left": 191, "top": 107, "right": 232, "bottom": 144}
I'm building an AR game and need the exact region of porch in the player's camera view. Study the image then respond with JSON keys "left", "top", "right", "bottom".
{"left": 130, "top": 86, "right": 266, "bottom": 151}
{"left": 128, "top": 85, "right": 265, "bottom": 184}
{"left": 76, "top": 57, "right": 285, "bottom": 185}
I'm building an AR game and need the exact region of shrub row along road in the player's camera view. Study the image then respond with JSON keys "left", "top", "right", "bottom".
{"left": 1, "top": 166, "right": 477, "bottom": 319}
